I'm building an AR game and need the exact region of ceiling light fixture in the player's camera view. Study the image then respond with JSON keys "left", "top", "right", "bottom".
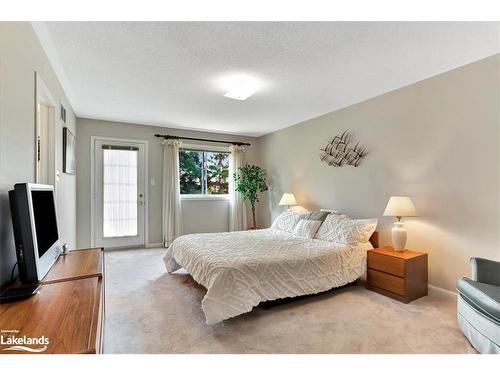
{"left": 223, "top": 81, "right": 257, "bottom": 101}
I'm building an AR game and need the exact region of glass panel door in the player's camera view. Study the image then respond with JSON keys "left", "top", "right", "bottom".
{"left": 94, "top": 140, "right": 146, "bottom": 248}
{"left": 102, "top": 147, "right": 138, "bottom": 238}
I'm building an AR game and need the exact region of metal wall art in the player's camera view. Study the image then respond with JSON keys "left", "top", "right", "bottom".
{"left": 320, "top": 131, "right": 367, "bottom": 167}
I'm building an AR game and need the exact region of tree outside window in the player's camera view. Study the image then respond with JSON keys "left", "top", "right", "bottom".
{"left": 179, "top": 149, "right": 229, "bottom": 195}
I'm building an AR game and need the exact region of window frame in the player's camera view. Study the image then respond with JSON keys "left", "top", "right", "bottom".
{"left": 178, "top": 144, "right": 230, "bottom": 200}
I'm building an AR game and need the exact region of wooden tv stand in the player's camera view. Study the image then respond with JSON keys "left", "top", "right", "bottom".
{"left": 0, "top": 248, "right": 105, "bottom": 354}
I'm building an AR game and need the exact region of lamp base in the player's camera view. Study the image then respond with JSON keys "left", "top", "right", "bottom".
{"left": 391, "top": 221, "right": 407, "bottom": 252}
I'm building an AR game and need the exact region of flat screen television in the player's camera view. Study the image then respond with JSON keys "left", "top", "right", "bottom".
{"left": 9, "top": 183, "right": 62, "bottom": 283}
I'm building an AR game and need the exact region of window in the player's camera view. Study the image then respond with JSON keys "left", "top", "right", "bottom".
{"left": 179, "top": 148, "right": 230, "bottom": 195}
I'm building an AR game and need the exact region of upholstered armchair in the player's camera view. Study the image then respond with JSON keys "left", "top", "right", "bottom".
{"left": 457, "top": 257, "right": 500, "bottom": 354}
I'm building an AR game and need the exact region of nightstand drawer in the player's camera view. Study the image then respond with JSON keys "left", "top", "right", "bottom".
{"left": 367, "top": 269, "right": 405, "bottom": 296}
{"left": 368, "top": 251, "right": 405, "bottom": 277}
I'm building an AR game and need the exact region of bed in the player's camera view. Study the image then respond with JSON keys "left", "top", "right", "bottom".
{"left": 163, "top": 224, "right": 378, "bottom": 325}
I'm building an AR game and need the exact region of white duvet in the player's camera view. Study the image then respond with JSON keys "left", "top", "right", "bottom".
{"left": 163, "top": 228, "right": 368, "bottom": 324}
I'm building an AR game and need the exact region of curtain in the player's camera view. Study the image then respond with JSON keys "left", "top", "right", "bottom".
{"left": 162, "top": 139, "right": 183, "bottom": 247}
{"left": 229, "top": 145, "right": 248, "bottom": 231}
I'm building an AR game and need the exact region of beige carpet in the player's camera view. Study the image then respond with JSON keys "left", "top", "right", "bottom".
{"left": 103, "top": 248, "right": 475, "bottom": 354}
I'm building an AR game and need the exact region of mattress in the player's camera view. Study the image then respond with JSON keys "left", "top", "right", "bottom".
{"left": 164, "top": 228, "right": 369, "bottom": 324}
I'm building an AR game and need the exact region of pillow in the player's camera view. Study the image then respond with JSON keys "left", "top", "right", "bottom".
{"left": 353, "top": 218, "right": 378, "bottom": 243}
{"left": 271, "top": 211, "right": 308, "bottom": 233}
{"left": 313, "top": 215, "right": 357, "bottom": 246}
{"left": 357, "top": 241, "right": 374, "bottom": 252}
{"left": 292, "top": 219, "right": 323, "bottom": 239}
{"left": 307, "top": 210, "right": 330, "bottom": 222}
{"left": 289, "top": 206, "right": 310, "bottom": 214}
{"left": 320, "top": 208, "right": 341, "bottom": 215}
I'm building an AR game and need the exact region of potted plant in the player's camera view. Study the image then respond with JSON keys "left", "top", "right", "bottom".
{"left": 233, "top": 164, "right": 268, "bottom": 229}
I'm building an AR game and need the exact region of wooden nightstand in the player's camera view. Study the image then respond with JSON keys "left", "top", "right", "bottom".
{"left": 366, "top": 246, "right": 428, "bottom": 303}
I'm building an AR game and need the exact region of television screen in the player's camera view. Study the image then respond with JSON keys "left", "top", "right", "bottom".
{"left": 31, "top": 190, "right": 59, "bottom": 258}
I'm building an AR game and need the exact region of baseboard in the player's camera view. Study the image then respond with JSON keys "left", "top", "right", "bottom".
{"left": 147, "top": 242, "right": 163, "bottom": 248}
{"left": 428, "top": 284, "right": 457, "bottom": 297}
{"left": 104, "top": 244, "right": 143, "bottom": 251}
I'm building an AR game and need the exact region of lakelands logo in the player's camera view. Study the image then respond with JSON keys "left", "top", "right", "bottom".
{"left": 1, "top": 330, "right": 49, "bottom": 353}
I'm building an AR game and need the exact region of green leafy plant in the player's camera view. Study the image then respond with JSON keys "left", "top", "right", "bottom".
{"left": 234, "top": 164, "right": 268, "bottom": 229}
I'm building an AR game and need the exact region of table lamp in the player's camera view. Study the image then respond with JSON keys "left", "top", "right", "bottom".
{"left": 279, "top": 193, "right": 297, "bottom": 210}
{"left": 383, "top": 196, "right": 417, "bottom": 251}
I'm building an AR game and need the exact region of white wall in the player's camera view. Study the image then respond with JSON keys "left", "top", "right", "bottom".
{"left": 0, "top": 22, "right": 77, "bottom": 285}
{"left": 258, "top": 54, "right": 500, "bottom": 292}
{"left": 76, "top": 118, "right": 260, "bottom": 247}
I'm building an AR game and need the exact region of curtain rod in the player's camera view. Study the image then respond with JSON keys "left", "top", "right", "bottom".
{"left": 154, "top": 134, "right": 250, "bottom": 146}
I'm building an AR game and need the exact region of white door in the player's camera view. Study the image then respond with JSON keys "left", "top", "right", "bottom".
{"left": 94, "top": 139, "right": 146, "bottom": 248}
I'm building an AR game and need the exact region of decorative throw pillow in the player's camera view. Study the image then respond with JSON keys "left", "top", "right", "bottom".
{"left": 271, "top": 211, "right": 309, "bottom": 233}
{"left": 307, "top": 210, "right": 330, "bottom": 222}
{"left": 353, "top": 218, "right": 378, "bottom": 243}
{"left": 314, "top": 215, "right": 359, "bottom": 246}
{"left": 292, "top": 219, "right": 323, "bottom": 239}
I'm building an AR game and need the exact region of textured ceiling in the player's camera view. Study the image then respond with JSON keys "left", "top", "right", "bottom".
{"left": 34, "top": 22, "right": 500, "bottom": 136}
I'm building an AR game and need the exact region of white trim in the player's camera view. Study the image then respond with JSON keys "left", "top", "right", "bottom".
{"left": 90, "top": 136, "right": 149, "bottom": 248}
{"left": 181, "top": 194, "right": 230, "bottom": 201}
{"left": 90, "top": 137, "right": 95, "bottom": 247}
{"left": 102, "top": 245, "right": 144, "bottom": 252}
{"left": 428, "top": 284, "right": 457, "bottom": 297}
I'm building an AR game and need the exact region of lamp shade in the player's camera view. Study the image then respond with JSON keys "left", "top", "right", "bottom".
{"left": 383, "top": 196, "right": 417, "bottom": 217}
{"left": 279, "top": 193, "right": 297, "bottom": 206}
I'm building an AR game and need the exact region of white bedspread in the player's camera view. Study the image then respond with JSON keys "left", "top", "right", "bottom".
{"left": 163, "top": 228, "right": 367, "bottom": 324}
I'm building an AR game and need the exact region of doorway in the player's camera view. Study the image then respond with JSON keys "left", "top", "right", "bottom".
{"left": 92, "top": 138, "right": 148, "bottom": 248}
{"left": 35, "top": 73, "right": 57, "bottom": 188}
